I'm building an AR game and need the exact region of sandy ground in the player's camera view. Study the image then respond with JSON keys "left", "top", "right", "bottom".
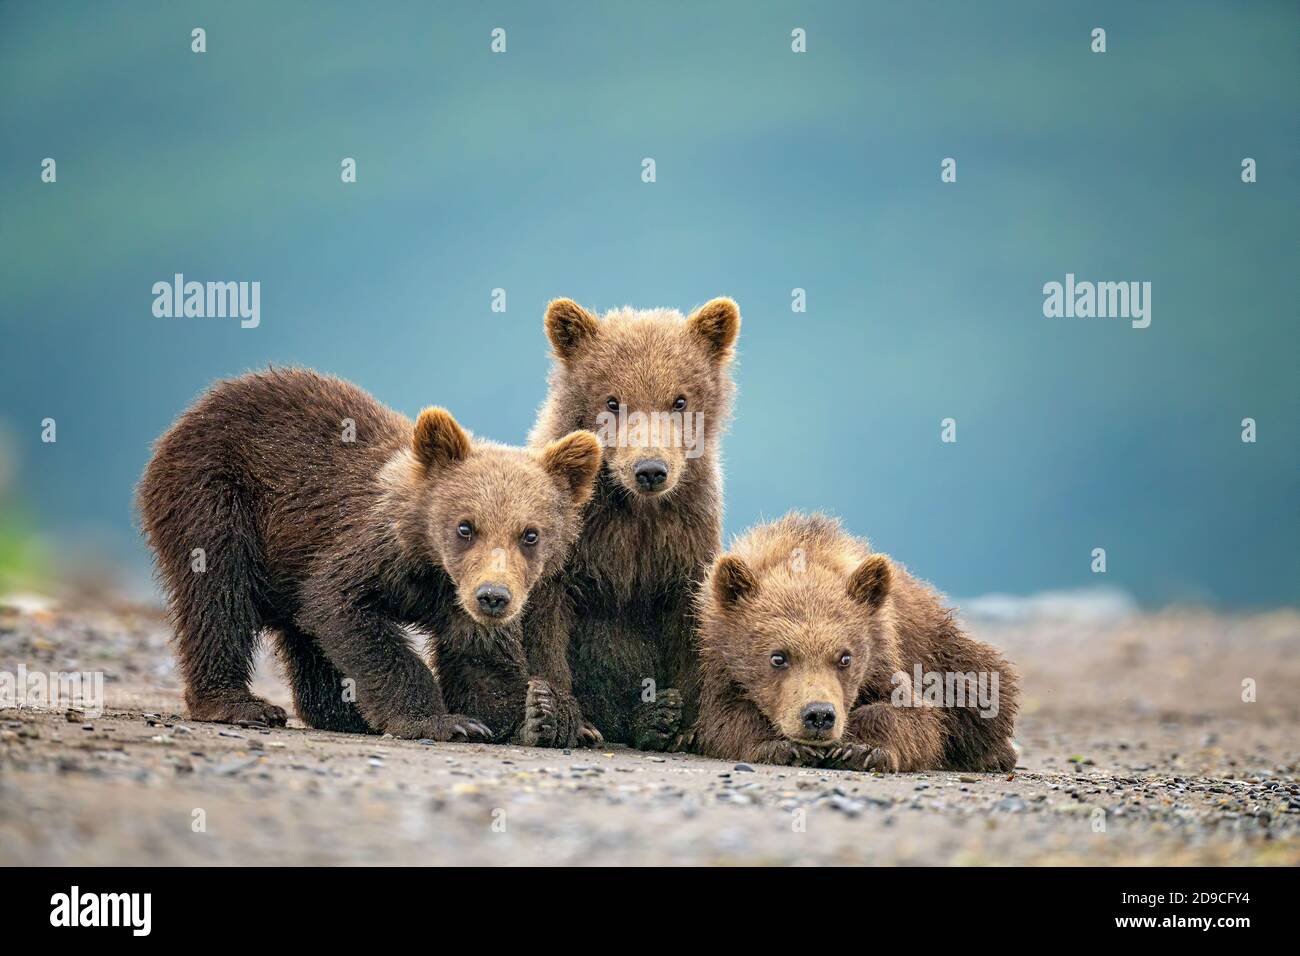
{"left": 0, "top": 599, "right": 1297, "bottom": 865}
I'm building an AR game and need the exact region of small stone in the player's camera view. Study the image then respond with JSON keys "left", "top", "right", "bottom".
{"left": 734, "top": 763, "right": 755, "bottom": 773}
{"left": 829, "top": 794, "right": 864, "bottom": 817}
{"left": 212, "top": 756, "right": 260, "bottom": 776}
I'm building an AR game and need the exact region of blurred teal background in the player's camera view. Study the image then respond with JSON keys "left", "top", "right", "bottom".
{"left": 0, "top": 1, "right": 1295, "bottom": 606}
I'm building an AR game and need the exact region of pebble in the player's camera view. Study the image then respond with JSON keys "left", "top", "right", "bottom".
{"left": 828, "top": 794, "right": 865, "bottom": 817}
{"left": 212, "top": 756, "right": 260, "bottom": 776}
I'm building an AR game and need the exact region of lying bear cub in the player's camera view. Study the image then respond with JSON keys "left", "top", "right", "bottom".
{"left": 138, "top": 368, "right": 601, "bottom": 742}
{"left": 691, "top": 513, "right": 1018, "bottom": 772}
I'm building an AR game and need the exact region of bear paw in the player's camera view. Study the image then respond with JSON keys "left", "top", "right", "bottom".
{"left": 985, "top": 742, "right": 1018, "bottom": 773}
{"left": 750, "top": 739, "right": 825, "bottom": 767}
{"left": 826, "top": 742, "right": 899, "bottom": 773}
{"left": 517, "top": 678, "right": 559, "bottom": 748}
{"left": 631, "top": 688, "right": 683, "bottom": 752}
{"left": 387, "top": 714, "right": 492, "bottom": 742}
{"left": 188, "top": 692, "right": 288, "bottom": 729}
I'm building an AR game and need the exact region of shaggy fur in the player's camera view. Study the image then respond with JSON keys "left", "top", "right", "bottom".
{"left": 520, "top": 297, "right": 739, "bottom": 748}
{"left": 137, "top": 368, "right": 600, "bottom": 741}
{"left": 692, "top": 513, "right": 1019, "bottom": 772}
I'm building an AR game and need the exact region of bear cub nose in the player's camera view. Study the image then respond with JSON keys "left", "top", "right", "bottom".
{"left": 800, "top": 702, "right": 837, "bottom": 735}
{"left": 475, "top": 583, "right": 512, "bottom": 616}
{"left": 634, "top": 458, "right": 669, "bottom": 490}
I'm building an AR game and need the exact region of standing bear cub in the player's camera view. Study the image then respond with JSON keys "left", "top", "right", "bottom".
{"left": 692, "top": 513, "right": 1018, "bottom": 772}
{"left": 523, "top": 297, "right": 740, "bottom": 749}
{"left": 138, "top": 368, "right": 601, "bottom": 741}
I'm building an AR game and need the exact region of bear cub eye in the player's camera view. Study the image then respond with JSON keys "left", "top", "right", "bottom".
{"left": 672, "top": 395, "right": 687, "bottom": 411}
{"left": 521, "top": 528, "right": 540, "bottom": 547}
{"left": 769, "top": 652, "right": 789, "bottom": 669}
{"left": 606, "top": 397, "right": 620, "bottom": 413}
{"left": 457, "top": 521, "right": 474, "bottom": 540}
{"left": 838, "top": 653, "right": 853, "bottom": 668}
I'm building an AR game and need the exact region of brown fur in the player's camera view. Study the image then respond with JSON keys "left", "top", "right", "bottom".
{"left": 521, "top": 298, "right": 739, "bottom": 748}
{"left": 136, "top": 368, "right": 600, "bottom": 740}
{"left": 692, "top": 513, "right": 1019, "bottom": 772}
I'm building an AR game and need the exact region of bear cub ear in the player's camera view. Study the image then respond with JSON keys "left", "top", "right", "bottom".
{"left": 712, "top": 554, "right": 758, "bottom": 607}
{"left": 545, "top": 298, "right": 601, "bottom": 361}
{"left": 687, "top": 297, "right": 741, "bottom": 362}
{"left": 847, "top": 554, "right": 892, "bottom": 611}
{"left": 540, "top": 429, "right": 603, "bottom": 505}
{"left": 413, "top": 407, "right": 471, "bottom": 471}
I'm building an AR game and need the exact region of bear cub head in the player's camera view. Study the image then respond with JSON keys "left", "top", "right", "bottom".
{"left": 399, "top": 407, "right": 602, "bottom": 625}
{"left": 537, "top": 297, "right": 740, "bottom": 502}
{"left": 697, "top": 516, "right": 893, "bottom": 744}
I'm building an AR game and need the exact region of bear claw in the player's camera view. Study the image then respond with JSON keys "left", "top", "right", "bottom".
{"left": 667, "top": 726, "right": 697, "bottom": 753}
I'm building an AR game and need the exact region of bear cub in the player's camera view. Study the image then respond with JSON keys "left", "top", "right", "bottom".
{"left": 692, "top": 513, "right": 1018, "bottom": 772}
{"left": 523, "top": 297, "right": 740, "bottom": 749}
{"left": 138, "top": 368, "right": 601, "bottom": 741}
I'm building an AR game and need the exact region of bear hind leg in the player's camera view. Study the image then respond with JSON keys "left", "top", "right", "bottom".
{"left": 162, "top": 485, "right": 286, "bottom": 727}
{"left": 274, "top": 625, "right": 374, "bottom": 734}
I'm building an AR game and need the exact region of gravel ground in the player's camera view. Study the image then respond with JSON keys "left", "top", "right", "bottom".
{"left": 1, "top": 599, "right": 1297, "bottom": 865}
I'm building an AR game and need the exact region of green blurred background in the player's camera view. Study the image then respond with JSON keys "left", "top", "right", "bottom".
{"left": 0, "top": 1, "right": 1295, "bottom": 606}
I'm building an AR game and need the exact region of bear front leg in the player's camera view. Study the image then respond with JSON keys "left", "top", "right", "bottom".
{"left": 297, "top": 601, "right": 491, "bottom": 742}
{"left": 521, "top": 579, "right": 601, "bottom": 747}
{"left": 840, "top": 701, "right": 945, "bottom": 772}
{"left": 427, "top": 623, "right": 535, "bottom": 744}
{"left": 660, "top": 593, "right": 703, "bottom": 751}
